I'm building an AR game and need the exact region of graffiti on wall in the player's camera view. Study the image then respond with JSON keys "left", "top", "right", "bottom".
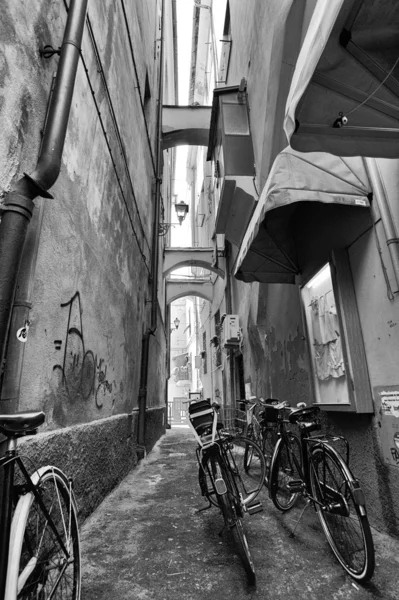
{"left": 374, "top": 385, "right": 399, "bottom": 468}
{"left": 53, "top": 292, "right": 114, "bottom": 421}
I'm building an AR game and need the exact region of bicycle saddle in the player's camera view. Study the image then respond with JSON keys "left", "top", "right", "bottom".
{"left": 288, "top": 405, "right": 320, "bottom": 424}
{"left": 0, "top": 411, "right": 45, "bottom": 435}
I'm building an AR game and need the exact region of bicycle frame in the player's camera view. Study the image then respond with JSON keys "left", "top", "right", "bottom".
{"left": 273, "top": 417, "right": 355, "bottom": 510}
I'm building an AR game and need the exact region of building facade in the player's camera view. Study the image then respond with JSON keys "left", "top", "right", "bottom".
{"left": 180, "top": 0, "right": 399, "bottom": 538}
{"left": 0, "top": 0, "right": 177, "bottom": 519}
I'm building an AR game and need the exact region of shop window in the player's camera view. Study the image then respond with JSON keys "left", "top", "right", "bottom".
{"left": 300, "top": 251, "right": 373, "bottom": 413}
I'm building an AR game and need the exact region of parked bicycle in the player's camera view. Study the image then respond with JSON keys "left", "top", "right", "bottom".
{"left": 187, "top": 399, "right": 266, "bottom": 584}
{"left": 268, "top": 403, "right": 375, "bottom": 582}
{"left": 0, "top": 410, "right": 81, "bottom": 599}
{"left": 242, "top": 397, "right": 292, "bottom": 485}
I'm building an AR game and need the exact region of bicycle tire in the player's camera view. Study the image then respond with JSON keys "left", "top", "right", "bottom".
{"left": 210, "top": 455, "right": 235, "bottom": 525}
{"left": 6, "top": 465, "right": 81, "bottom": 600}
{"left": 309, "top": 446, "right": 375, "bottom": 582}
{"left": 231, "top": 518, "right": 256, "bottom": 584}
{"left": 243, "top": 426, "right": 256, "bottom": 470}
{"left": 227, "top": 436, "right": 266, "bottom": 505}
{"left": 269, "top": 434, "right": 302, "bottom": 511}
{"left": 211, "top": 456, "right": 256, "bottom": 583}
{"left": 262, "top": 426, "right": 278, "bottom": 486}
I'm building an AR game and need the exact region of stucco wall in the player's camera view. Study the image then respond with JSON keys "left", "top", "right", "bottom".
{"left": 17, "top": 409, "right": 165, "bottom": 522}
{"left": 0, "top": 0, "right": 170, "bottom": 510}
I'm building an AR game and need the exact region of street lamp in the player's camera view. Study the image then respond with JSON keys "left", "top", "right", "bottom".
{"left": 158, "top": 201, "right": 189, "bottom": 236}
{"left": 171, "top": 317, "right": 180, "bottom": 333}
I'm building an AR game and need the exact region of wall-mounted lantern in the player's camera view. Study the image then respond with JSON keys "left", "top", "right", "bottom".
{"left": 159, "top": 200, "right": 189, "bottom": 236}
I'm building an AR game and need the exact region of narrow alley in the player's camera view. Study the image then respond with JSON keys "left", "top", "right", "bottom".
{"left": 80, "top": 428, "right": 399, "bottom": 600}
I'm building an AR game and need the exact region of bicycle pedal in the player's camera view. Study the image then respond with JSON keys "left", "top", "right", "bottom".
{"left": 247, "top": 502, "right": 263, "bottom": 515}
{"left": 287, "top": 480, "right": 303, "bottom": 493}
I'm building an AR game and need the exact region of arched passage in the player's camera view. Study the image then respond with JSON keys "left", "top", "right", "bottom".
{"left": 162, "top": 105, "right": 211, "bottom": 149}
{"left": 163, "top": 247, "right": 224, "bottom": 279}
{"left": 166, "top": 280, "right": 213, "bottom": 305}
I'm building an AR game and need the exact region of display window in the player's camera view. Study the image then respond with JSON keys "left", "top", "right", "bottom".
{"left": 301, "top": 264, "right": 350, "bottom": 406}
{"left": 300, "top": 252, "right": 373, "bottom": 413}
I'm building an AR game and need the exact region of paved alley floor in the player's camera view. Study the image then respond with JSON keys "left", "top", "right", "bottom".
{"left": 80, "top": 428, "right": 399, "bottom": 600}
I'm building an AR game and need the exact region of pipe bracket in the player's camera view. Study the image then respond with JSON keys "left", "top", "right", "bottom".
{"left": 23, "top": 173, "right": 54, "bottom": 199}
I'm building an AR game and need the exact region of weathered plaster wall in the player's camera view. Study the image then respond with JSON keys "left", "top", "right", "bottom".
{"left": 0, "top": 0, "right": 170, "bottom": 511}
{"left": 17, "top": 409, "right": 165, "bottom": 521}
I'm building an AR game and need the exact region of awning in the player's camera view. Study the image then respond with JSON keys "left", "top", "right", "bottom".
{"left": 234, "top": 147, "right": 372, "bottom": 284}
{"left": 284, "top": 0, "right": 399, "bottom": 158}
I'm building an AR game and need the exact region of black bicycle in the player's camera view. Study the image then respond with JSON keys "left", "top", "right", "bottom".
{"left": 187, "top": 399, "right": 266, "bottom": 584}
{"left": 243, "top": 397, "right": 294, "bottom": 486}
{"left": 0, "top": 411, "right": 81, "bottom": 599}
{"left": 268, "top": 404, "right": 375, "bottom": 582}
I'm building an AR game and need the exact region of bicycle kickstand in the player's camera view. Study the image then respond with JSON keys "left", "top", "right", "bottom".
{"left": 289, "top": 499, "right": 312, "bottom": 537}
{"left": 196, "top": 498, "right": 213, "bottom": 513}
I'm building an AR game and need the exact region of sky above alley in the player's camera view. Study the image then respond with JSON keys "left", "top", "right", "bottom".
{"left": 171, "top": 1, "right": 226, "bottom": 247}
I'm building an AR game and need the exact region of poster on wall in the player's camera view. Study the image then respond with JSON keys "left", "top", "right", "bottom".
{"left": 374, "top": 385, "right": 399, "bottom": 468}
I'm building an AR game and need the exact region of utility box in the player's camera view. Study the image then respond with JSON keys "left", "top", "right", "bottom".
{"left": 222, "top": 315, "right": 240, "bottom": 346}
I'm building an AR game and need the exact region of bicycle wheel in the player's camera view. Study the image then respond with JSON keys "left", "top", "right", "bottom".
{"left": 262, "top": 426, "right": 278, "bottom": 486}
{"left": 231, "top": 518, "right": 256, "bottom": 584}
{"left": 309, "top": 446, "right": 375, "bottom": 582}
{"left": 227, "top": 436, "right": 266, "bottom": 505}
{"left": 6, "top": 466, "right": 81, "bottom": 599}
{"left": 211, "top": 456, "right": 256, "bottom": 583}
{"left": 269, "top": 434, "right": 302, "bottom": 511}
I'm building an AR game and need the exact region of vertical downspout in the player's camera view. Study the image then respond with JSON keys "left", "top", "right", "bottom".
{"left": 0, "top": 0, "right": 88, "bottom": 395}
{"left": 137, "top": 0, "right": 165, "bottom": 452}
{"left": 363, "top": 157, "right": 399, "bottom": 292}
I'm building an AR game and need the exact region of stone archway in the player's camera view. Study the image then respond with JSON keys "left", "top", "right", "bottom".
{"left": 163, "top": 247, "right": 224, "bottom": 279}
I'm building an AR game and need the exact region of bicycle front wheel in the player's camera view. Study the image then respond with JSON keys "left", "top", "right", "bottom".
{"left": 6, "top": 466, "right": 81, "bottom": 599}
{"left": 269, "top": 434, "right": 302, "bottom": 511}
{"left": 227, "top": 436, "right": 266, "bottom": 505}
{"left": 262, "top": 426, "right": 278, "bottom": 486}
{"left": 310, "top": 446, "right": 375, "bottom": 582}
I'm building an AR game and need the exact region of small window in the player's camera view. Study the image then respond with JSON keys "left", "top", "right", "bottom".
{"left": 301, "top": 251, "right": 373, "bottom": 413}
{"left": 222, "top": 102, "right": 250, "bottom": 136}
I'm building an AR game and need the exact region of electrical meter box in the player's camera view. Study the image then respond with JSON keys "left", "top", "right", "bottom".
{"left": 222, "top": 315, "right": 240, "bottom": 346}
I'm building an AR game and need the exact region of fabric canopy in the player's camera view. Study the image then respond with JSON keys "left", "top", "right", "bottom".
{"left": 234, "top": 147, "right": 372, "bottom": 284}
{"left": 284, "top": 0, "right": 399, "bottom": 158}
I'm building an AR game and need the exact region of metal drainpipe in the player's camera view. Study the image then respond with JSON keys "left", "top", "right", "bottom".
{"left": 137, "top": 0, "right": 165, "bottom": 452}
{"left": 363, "top": 157, "right": 399, "bottom": 292}
{"left": 0, "top": 0, "right": 88, "bottom": 391}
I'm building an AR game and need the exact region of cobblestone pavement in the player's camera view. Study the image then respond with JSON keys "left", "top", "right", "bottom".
{"left": 80, "top": 428, "right": 399, "bottom": 600}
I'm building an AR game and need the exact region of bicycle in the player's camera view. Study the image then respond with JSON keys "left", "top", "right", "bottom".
{"left": 268, "top": 403, "right": 375, "bottom": 582}
{"left": 242, "top": 397, "right": 293, "bottom": 486}
{"left": 0, "top": 410, "right": 81, "bottom": 599}
{"left": 187, "top": 399, "right": 266, "bottom": 584}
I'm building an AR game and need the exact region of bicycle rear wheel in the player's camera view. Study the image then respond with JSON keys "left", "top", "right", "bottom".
{"left": 309, "top": 446, "right": 375, "bottom": 582}
{"left": 6, "top": 466, "right": 81, "bottom": 599}
{"left": 227, "top": 436, "right": 266, "bottom": 505}
{"left": 269, "top": 434, "right": 302, "bottom": 511}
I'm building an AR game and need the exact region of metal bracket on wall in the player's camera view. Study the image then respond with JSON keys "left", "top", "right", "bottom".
{"left": 40, "top": 45, "right": 61, "bottom": 59}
